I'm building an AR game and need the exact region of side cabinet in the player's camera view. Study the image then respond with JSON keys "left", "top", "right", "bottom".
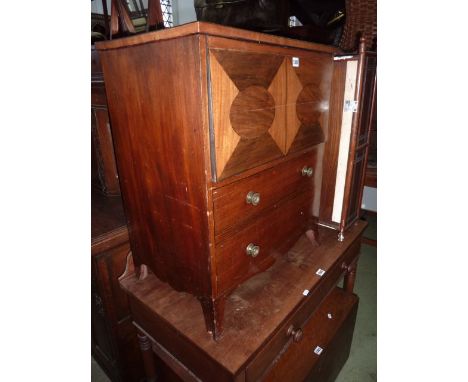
{"left": 320, "top": 45, "right": 377, "bottom": 239}
{"left": 91, "top": 192, "right": 144, "bottom": 382}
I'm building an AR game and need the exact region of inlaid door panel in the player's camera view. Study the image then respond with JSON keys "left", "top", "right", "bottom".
{"left": 285, "top": 53, "right": 333, "bottom": 154}
{"left": 209, "top": 49, "right": 287, "bottom": 180}
{"left": 209, "top": 48, "right": 333, "bottom": 181}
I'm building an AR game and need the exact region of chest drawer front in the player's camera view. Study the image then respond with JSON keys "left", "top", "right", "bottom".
{"left": 245, "top": 237, "right": 361, "bottom": 381}
{"left": 213, "top": 151, "right": 318, "bottom": 237}
{"left": 262, "top": 288, "right": 359, "bottom": 382}
{"left": 215, "top": 191, "right": 313, "bottom": 296}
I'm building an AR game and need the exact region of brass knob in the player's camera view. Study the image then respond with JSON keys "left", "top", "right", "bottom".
{"left": 246, "top": 243, "right": 260, "bottom": 257}
{"left": 246, "top": 191, "right": 261, "bottom": 206}
{"left": 301, "top": 166, "right": 314, "bottom": 177}
{"left": 287, "top": 325, "right": 304, "bottom": 342}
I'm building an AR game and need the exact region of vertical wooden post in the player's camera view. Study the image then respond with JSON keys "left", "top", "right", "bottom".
{"left": 343, "top": 258, "right": 358, "bottom": 293}
{"left": 137, "top": 332, "right": 157, "bottom": 382}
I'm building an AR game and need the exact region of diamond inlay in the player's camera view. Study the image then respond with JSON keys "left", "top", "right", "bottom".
{"left": 268, "top": 58, "right": 287, "bottom": 153}
{"left": 285, "top": 64, "right": 303, "bottom": 152}
{"left": 209, "top": 53, "right": 240, "bottom": 178}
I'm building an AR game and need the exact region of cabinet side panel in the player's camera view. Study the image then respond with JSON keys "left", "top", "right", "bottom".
{"left": 99, "top": 36, "right": 212, "bottom": 296}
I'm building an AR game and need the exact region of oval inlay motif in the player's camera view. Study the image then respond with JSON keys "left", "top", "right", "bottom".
{"left": 296, "top": 84, "right": 322, "bottom": 127}
{"left": 230, "top": 86, "right": 275, "bottom": 139}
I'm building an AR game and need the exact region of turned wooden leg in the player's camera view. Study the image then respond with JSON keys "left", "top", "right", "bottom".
{"left": 343, "top": 259, "right": 358, "bottom": 293}
{"left": 137, "top": 332, "right": 157, "bottom": 382}
{"left": 198, "top": 296, "right": 226, "bottom": 340}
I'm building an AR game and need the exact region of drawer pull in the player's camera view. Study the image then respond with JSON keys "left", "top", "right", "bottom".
{"left": 246, "top": 191, "right": 261, "bottom": 206}
{"left": 246, "top": 243, "right": 260, "bottom": 258}
{"left": 301, "top": 166, "right": 314, "bottom": 177}
{"left": 287, "top": 325, "right": 303, "bottom": 343}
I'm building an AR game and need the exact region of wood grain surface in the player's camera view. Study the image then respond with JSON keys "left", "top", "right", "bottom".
{"left": 97, "top": 21, "right": 341, "bottom": 53}
{"left": 99, "top": 35, "right": 213, "bottom": 297}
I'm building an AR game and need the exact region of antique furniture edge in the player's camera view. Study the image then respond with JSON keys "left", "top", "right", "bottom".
{"left": 119, "top": 220, "right": 367, "bottom": 375}
{"left": 96, "top": 21, "right": 341, "bottom": 54}
{"left": 91, "top": 225, "right": 129, "bottom": 255}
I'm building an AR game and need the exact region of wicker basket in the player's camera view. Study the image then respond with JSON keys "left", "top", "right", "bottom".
{"left": 339, "top": 0, "right": 377, "bottom": 51}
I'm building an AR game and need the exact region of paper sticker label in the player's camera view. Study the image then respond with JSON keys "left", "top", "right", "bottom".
{"left": 327, "top": 313, "right": 333, "bottom": 319}
{"left": 314, "top": 346, "right": 323, "bottom": 355}
{"left": 303, "top": 289, "right": 309, "bottom": 296}
{"left": 316, "top": 268, "right": 326, "bottom": 277}
{"left": 292, "top": 57, "right": 300, "bottom": 67}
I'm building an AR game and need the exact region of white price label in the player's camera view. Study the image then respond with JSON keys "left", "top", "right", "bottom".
{"left": 316, "top": 268, "right": 326, "bottom": 277}
{"left": 314, "top": 346, "right": 323, "bottom": 355}
{"left": 292, "top": 57, "right": 300, "bottom": 67}
{"left": 303, "top": 289, "right": 309, "bottom": 296}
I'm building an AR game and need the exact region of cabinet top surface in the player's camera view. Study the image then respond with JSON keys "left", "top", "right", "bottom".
{"left": 120, "top": 220, "right": 366, "bottom": 374}
{"left": 96, "top": 21, "right": 340, "bottom": 54}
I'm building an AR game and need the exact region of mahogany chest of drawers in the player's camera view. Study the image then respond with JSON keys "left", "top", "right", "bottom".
{"left": 96, "top": 22, "right": 373, "bottom": 339}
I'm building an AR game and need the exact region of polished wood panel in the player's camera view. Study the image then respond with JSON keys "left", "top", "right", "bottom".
{"left": 285, "top": 52, "right": 333, "bottom": 154}
{"left": 99, "top": 35, "right": 212, "bottom": 297}
{"left": 213, "top": 150, "right": 317, "bottom": 236}
{"left": 268, "top": 59, "right": 287, "bottom": 154}
{"left": 209, "top": 49, "right": 285, "bottom": 179}
{"left": 212, "top": 49, "right": 284, "bottom": 91}
{"left": 209, "top": 52, "right": 241, "bottom": 178}
{"left": 119, "top": 221, "right": 367, "bottom": 380}
{"left": 209, "top": 45, "right": 331, "bottom": 180}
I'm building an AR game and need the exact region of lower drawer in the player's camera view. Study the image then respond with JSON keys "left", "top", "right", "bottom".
{"left": 215, "top": 190, "right": 312, "bottom": 296}
{"left": 252, "top": 287, "right": 359, "bottom": 382}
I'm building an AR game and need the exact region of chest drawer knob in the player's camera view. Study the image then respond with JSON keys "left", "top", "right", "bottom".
{"left": 246, "top": 191, "right": 261, "bottom": 206}
{"left": 287, "top": 325, "right": 304, "bottom": 342}
{"left": 246, "top": 243, "right": 260, "bottom": 257}
{"left": 301, "top": 166, "right": 314, "bottom": 177}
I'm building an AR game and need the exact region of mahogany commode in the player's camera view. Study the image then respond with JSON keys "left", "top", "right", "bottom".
{"left": 96, "top": 22, "right": 374, "bottom": 340}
